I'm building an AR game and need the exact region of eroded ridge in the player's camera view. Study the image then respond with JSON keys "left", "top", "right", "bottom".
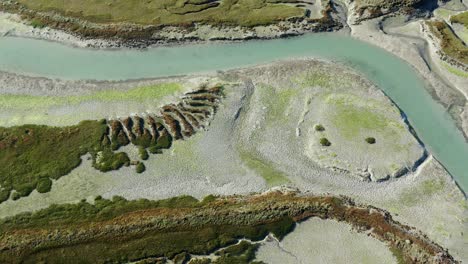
{"left": 0, "top": 85, "right": 224, "bottom": 203}
{"left": 106, "top": 85, "right": 223, "bottom": 151}
{"left": 0, "top": 191, "right": 458, "bottom": 263}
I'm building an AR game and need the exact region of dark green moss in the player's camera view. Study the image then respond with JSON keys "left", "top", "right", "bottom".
{"left": 30, "top": 19, "right": 46, "bottom": 28}
{"left": 319, "top": 137, "right": 331, "bottom": 147}
{"left": 148, "top": 146, "right": 163, "bottom": 154}
{"left": 11, "top": 192, "right": 21, "bottom": 201}
{"left": 0, "top": 195, "right": 201, "bottom": 230}
{"left": 132, "top": 133, "right": 153, "bottom": 148}
{"left": 0, "top": 193, "right": 297, "bottom": 264}
{"left": 213, "top": 241, "right": 262, "bottom": 264}
{"left": 172, "top": 252, "right": 190, "bottom": 263}
{"left": 314, "top": 124, "right": 325, "bottom": 132}
{"left": 36, "top": 178, "right": 52, "bottom": 193}
{"left": 139, "top": 147, "right": 149, "bottom": 160}
{"left": 0, "top": 189, "right": 11, "bottom": 203}
{"left": 365, "top": 137, "right": 376, "bottom": 144}
{"left": 155, "top": 133, "right": 173, "bottom": 149}
{"left": 0, "top": 120, "right": 141, "bottom": 202}
{"left": 136, "top": 162, "right": 146, "bottom": 174}
{"left": 93, "top": 148, "right": 130, "bottom": 172}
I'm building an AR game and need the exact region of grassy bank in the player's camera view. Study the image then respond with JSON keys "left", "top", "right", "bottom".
{"left": 0, "top": 83, "right": 183, "bottom": 110}
{"left": 427, "top": 20, "right": 468, "bottom": 64}
{"left": 13, "top": 0, "right": 306, "bottom": 27}
{"left": 450, "top": 11, "right": 468, "bottom": 28}
{"left": 0, "top": 120, "right": 130, "bottom": 202}
{"left": 0, "top": 192, "right": 457, "bottom": 264}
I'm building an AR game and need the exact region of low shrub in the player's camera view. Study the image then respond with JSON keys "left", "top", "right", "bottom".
{"left": 139, "top": 147, "right": 149, "bottom": 160}
{"left": 36, "top": 178, "right": 53, "bottom": 193}
{"left": 365, "top": 137, "right": 376, "bottom": 144}
{"left": 314, "top": 124, "right": 325, "bottom": 132}
{"left": 136, "top": 162, "right": 146, "bottom": 174}
{"left": 319, "top": 137, "right": 331, "bottom": 146}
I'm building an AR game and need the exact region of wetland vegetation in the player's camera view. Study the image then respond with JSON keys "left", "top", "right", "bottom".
{"left": 0, "top": 192, "right": 457, "bottom": 264}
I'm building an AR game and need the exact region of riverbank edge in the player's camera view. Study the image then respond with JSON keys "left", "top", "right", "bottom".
{"left": 0, "top": 1, "right": 342, "bottom": 49}
{"left": 0, "top": 190, "right": 459, "bottom": 264}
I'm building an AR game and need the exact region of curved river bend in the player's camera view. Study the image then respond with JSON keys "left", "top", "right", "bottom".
{"left": 0, "top": 34, "right": 467, "bottom": 191}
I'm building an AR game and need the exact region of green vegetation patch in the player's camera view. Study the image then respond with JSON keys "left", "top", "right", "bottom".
{"left": 136, "top": 162, "right": 146, "bottom": 173}
{"left": 295, "top": 71, "right": 334, "bottom": 89}
{"left": 427, "top": 20, "right": 468, "bottom": 64}
{"left": 327, "top": 94, "right": 398, "bottom": 140}
{"left": 0, "top": 195, "right": 202, "bottom": 230}
{"left": 257, "top": 85, "right": 298, "bottom": 124}
{"left": 319, "top": 137, "right": 331, "bottom": 146}
{"left": 0, "top": 120, "right": 130, "bottom": 202}
{"left": 239, "top": 150, "right": 289, "bottom": 187}
{"left": 450, "top": 11, "right": 468, "bottom": 28}
{"left": 0, "top": 83, "right": 183, "bottom": 111}
{"left": 442, "top": 61, "right": 468, "bottom": 78}
{"left": 398, "top": 179, "right": 446, "bottom": 206}
{"left": 14, "top": 0, "right": 306, "bottom": 27}
{"left": 0, "top": 195, "right": 295, "bottom": 263}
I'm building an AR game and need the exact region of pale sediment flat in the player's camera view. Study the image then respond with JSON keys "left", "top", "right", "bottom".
{"left": 256, "top": 218, "right": 397, "bottom": 264}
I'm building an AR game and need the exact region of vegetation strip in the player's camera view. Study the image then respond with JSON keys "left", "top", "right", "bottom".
{"left": 425, "top": 20, "right": 468, "bottom": 66}
{"left": 0, "top": 0, "right": 341, "bottom": 46}
{"left": 0, "top": 84, "right": 223, "bottom": 203}
{"left": 0, "top": 191, "right": 458, "bottom": 263}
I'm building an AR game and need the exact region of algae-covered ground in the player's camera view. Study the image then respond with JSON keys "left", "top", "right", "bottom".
{"left": 0, "top": 82, "right": 184, "bottom": 127}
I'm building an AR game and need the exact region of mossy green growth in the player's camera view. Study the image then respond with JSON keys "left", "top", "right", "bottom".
{"left": 259, "top": 85, "right": 297, "bottom": 123}
{"left": 296, "top": 71, "right": 333, "bottom": 88}
{"left": 30, "top": 19, "right": 46, "bottom": 28}
{"left": 36, "top": 178, "right": 53, "bottom": 193}
{"left": 239, "top": 150, "right": 289, "bottom": 187}
{"left": 212, "top": 241, "right": 262, "bottom": 264}
{"left": 320, "top": 137, "right": 331, "bottom": 146}
{"left": 0, "top": 189, "right": 10, "bottom": 203}
{"left": 0, "top": 195, "right": 202, "bottom": 230}
{"left": 398, "top": 179, "right": 446, "bottom": 206}
{"left": 93, "top": 148, "right": 130, "bottom": 172}
{"left": 427, "top": 20, "right": 468, "bottom": 64}
{"left": 314, "top": 124, "right": 325, "bottom": 132}
{"left": 365, "top": 137, "right": 376, "bottom": 144}
{"left": 0, "top": 193, "right": 298, "bottom": 263}
{"left": 16, "top": 0, "right": 306, "bottom": 27}
{"left": 139, "top": 147, "right": 149, "bottom": 160}
{"left": 442, "top": 62, "right": 468, "bottom": 78}
{"left": 0, "top": 120, "right": 131, "bottom": 202}
{"left": 450, "top": 11, "right": 468, "bottom": 28}
{"left": 136, "top": 162, "right": 146, "bottom": 173}
{"left": 328, "top": 94, "right": 397, "bottom": 140}
{"left": 390, "top": 247, "right": 406, "bottom": 264}
{"left": 0, "top": 83, "right": 183, "bottom": 111}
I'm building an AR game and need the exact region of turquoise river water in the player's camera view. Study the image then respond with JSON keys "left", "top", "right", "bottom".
{"left": 0, "top": 34, "right": 467, "bottom": 192}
